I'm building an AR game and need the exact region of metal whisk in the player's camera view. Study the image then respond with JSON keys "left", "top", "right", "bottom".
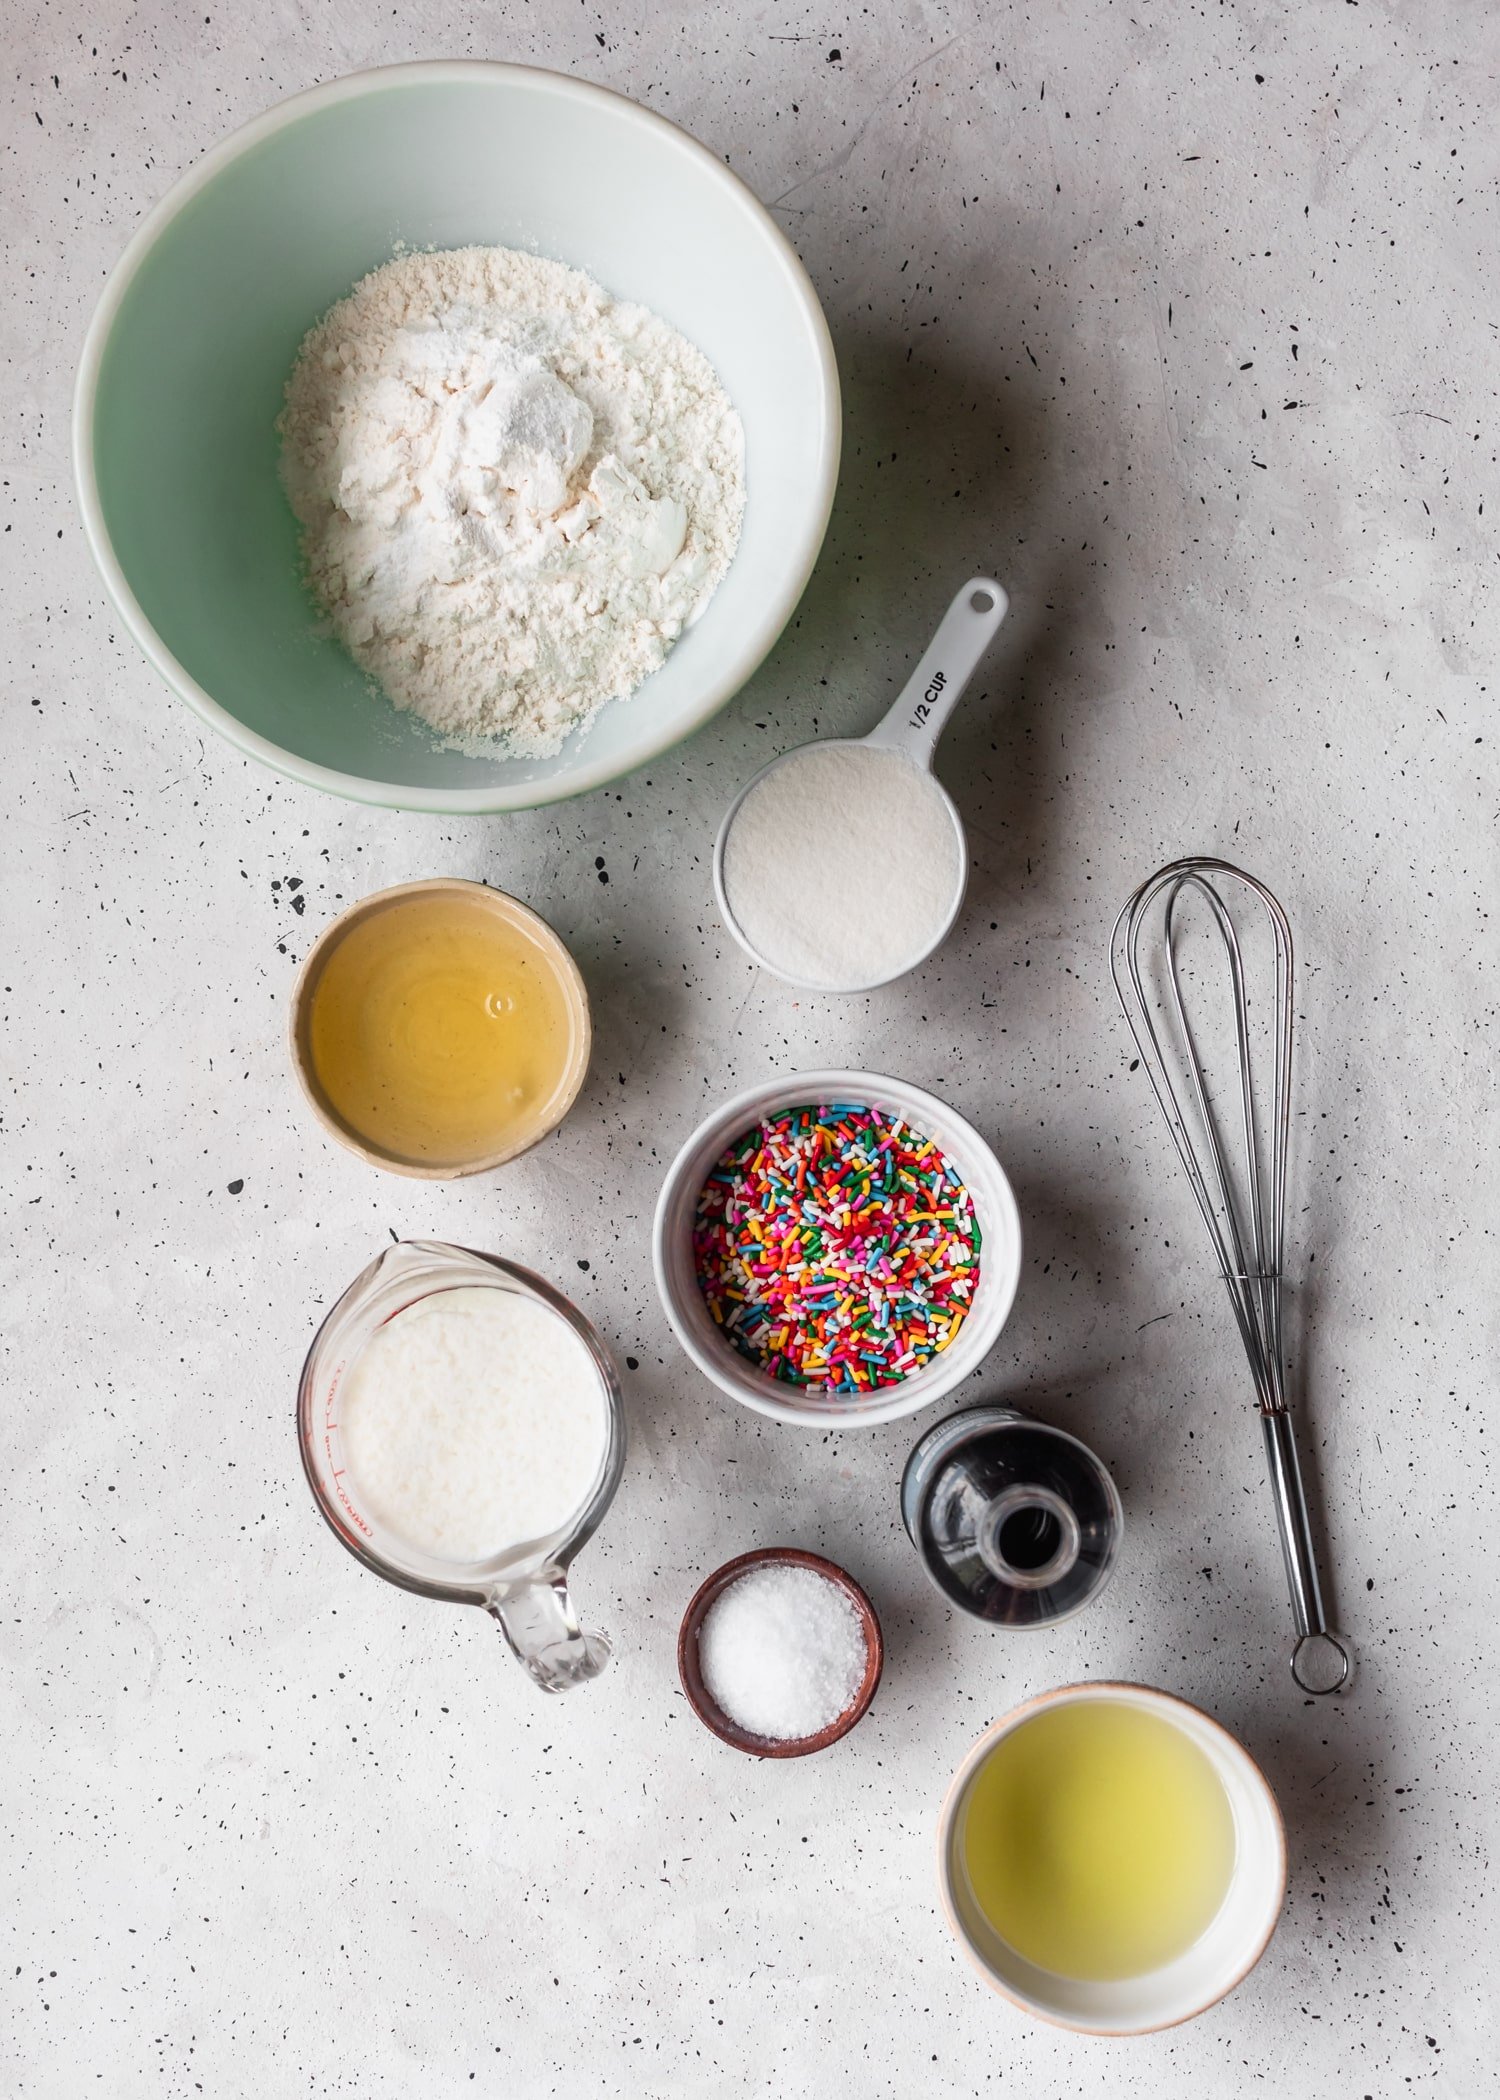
{"left": 1111, "top": 858, "right": 1352, "bottom": 1696}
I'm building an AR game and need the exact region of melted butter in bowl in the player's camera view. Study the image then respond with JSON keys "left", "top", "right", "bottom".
{"left": 291, "top": 878, "right": 590, "bottom": 1177}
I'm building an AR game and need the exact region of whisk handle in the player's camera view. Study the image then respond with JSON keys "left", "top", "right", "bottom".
{"left": 1261, "top": 1409, "right": 1353, "bottom": 1694}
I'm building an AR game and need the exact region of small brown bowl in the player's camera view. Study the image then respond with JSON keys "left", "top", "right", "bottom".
{"left": 677, "top": 1547, "right": 884, "bottom": 1758}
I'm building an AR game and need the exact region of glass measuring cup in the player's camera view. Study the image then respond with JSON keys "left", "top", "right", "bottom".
{"left": 297, "top": 1239, "right": 625, "bottom": 1693}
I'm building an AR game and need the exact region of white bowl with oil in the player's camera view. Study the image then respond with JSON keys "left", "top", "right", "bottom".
{"left": 937, "top": 1681, "right": 1287, "bottom": 2034}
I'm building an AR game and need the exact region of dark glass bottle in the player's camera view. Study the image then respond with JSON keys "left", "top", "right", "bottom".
{"left": 901, "top": 1404, "right": 1122, "bottom": 1627}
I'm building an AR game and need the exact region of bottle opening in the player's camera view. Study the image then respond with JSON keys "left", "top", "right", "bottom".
{"left": 997, "top": 1503, "right": 1063, "bottom": 1572}
{"left": 976, "top": 1485, "right": 1083, "bottom": 1591}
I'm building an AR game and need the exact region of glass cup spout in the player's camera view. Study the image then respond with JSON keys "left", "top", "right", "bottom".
{"left": 490, "top": 1568, "right": 612, "bottom": 1693}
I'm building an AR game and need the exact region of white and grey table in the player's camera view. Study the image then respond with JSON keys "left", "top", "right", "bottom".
{"left": 2, "top": 3, "right": 1490, "bottom": 2092}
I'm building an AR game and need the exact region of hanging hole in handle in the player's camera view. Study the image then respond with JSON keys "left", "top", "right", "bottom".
{"left": 1290, "top": 1630, "right": 1353, "bottom": 1696}
{"left": 969, "top": 588, "right": 996, "bottom": 612}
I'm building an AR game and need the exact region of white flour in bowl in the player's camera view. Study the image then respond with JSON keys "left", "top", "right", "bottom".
{"left": 278, "top": 245, "right": 745, "bottom": 756}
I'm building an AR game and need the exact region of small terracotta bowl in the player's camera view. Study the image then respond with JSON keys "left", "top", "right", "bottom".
{"left": 677, "top": 1547, "right": 884, "bottom": 1758}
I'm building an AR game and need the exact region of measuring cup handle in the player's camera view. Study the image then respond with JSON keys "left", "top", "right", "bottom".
{"left": 489, "top": 1569, "right": 611, "bottom": 1694}
{"left": 866, "top": 577, "right": 1008, "bottom": 768}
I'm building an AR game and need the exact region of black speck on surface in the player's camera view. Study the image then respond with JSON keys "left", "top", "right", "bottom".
{"left": 577, "top": 1258, "right": 590, "bottom": 1272}
{"left": 226, "top": 1180, "right": 244, "bottom": 1195}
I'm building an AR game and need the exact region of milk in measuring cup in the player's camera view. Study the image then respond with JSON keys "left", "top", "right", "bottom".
{"left": 340, "top": 1287, "right": 609, "bottom": 1564}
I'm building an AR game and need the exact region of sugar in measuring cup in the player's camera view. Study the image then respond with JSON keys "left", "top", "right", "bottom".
{"left": 714, "top": 577, "right": 1008, "bottom": 992}
{"left": 298, "top": 1239, "right": 624, "bottom": 1693}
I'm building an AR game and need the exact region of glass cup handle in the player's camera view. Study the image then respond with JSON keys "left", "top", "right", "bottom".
{"left": 488, "top": 1569, "right": 611, "bottom": 1694}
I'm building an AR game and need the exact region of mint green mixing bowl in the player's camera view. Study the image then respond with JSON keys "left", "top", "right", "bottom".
{"left": 74, "top": 63, "right": 840, "bottom": 812}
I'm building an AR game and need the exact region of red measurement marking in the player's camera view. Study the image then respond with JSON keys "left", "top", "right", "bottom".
{"left": 332, "top": 1468, "right": 372, "bottom": 1537}
{"left": 322, "top": 1362, "right": 344, "bottom": 1432}
{"left": 321, "top": 1388, "right": 372, "bottom": 1534}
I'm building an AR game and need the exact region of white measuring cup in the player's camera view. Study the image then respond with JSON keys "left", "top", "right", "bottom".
{"left": 713, "top": 576, "right": 1009, "bottom": 992}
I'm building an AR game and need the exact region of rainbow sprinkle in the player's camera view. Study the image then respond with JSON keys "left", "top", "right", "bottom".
{"left": 692, "top": 1103, "right": 982, "bottom": 1391}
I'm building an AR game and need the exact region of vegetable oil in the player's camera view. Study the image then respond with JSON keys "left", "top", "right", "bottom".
{"left": 960, "top": 1699, "right": 1237, "bottom": 1981}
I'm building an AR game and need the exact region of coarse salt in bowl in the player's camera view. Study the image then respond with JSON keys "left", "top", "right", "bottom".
{"left": 677, "top": 1548, "right": 884, "bottom": 1757}
{"left": 652, "top": 1071, "right": 1023, "bottom": 1428}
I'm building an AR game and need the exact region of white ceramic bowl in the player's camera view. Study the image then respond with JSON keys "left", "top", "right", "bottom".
{"left": 73, "top": 62, "right": 840, "bottom": 813}
{"left": 938, "top": 1683, "right": 1288, "bottom": 2034}
{"left": 651, "top": 1071, "right": 1022, "bottom": 1428}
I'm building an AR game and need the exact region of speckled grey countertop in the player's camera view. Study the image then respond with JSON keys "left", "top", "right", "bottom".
{"left": 2, "top": 4, "right": 1494, "bottom": 2093}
